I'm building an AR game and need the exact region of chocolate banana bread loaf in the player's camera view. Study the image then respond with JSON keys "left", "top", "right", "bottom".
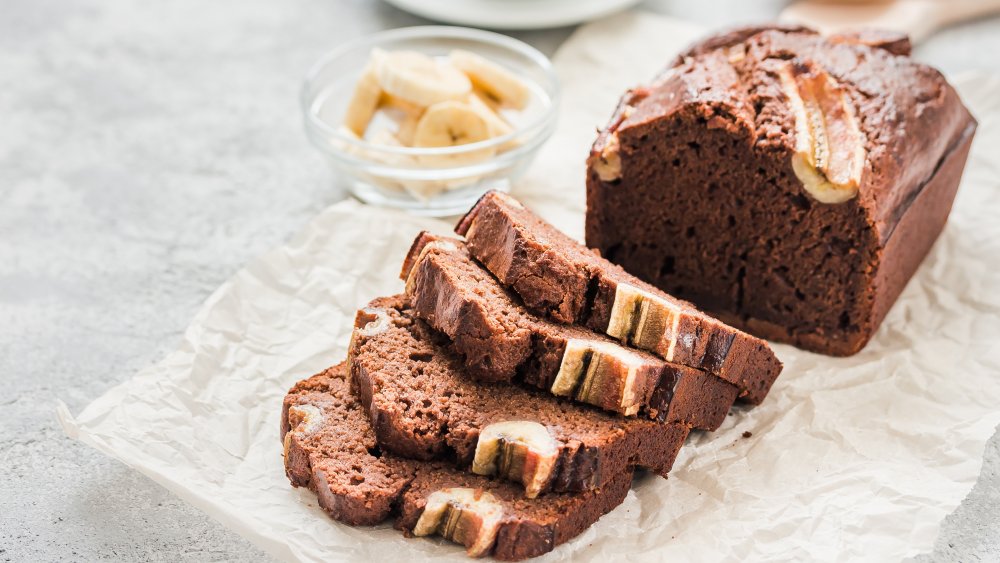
{"left": 283, "top": 363, "right": 632, "bottom": 560}
{"left": 402, "top": 230, "right": 737, "bottom": 428}
{"left": 349, "top": 295, "right": 690, "bottom": 497}
{"left": 585, "top": 25, "right": 977, "bottom": 355}
{"left": 457, "top": 191, "right": 782, "bottom": 404}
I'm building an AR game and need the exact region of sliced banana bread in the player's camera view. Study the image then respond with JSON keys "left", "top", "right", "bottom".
{"left": 348, "top": 295, "right": 690, "bottom": 498}
{"left": 401, "top": 231, "right": 737, "bottom": 428}
{"left": 456, "top": 191, "right": 783, "bottom": 404}
{"left": 283, "top": 363, "right": 632, "bottom": 560}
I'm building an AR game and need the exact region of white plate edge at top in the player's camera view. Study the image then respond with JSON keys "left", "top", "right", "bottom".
{"left": 383, "top": 0, "right": 643, "bottom": 30}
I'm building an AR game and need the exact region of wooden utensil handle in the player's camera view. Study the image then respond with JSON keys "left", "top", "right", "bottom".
{"left": 931, "top": 0, "right": 1000, "bottom": 29}
{"left": 781, "top": 0, "right": 1000, "bottom": 43}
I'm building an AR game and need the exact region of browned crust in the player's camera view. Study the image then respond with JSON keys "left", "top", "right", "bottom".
{"left": 871, "top": 122, "right": 976, "bottom": 331}
{"left": 670, "top": 23, "right": 816, "bottom": 65}
{"left": 588, "top": 87, "right": 652, "bottom": 164}
{"left": 399, "top": 230, "right": 436, "bottom": 281}
{"left": 455, "top": 191, "right": 490, "bottom": 238}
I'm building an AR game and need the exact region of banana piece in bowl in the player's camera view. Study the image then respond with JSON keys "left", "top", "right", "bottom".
{"left": 338, "top": 47, "right": 530, "bottom": 199}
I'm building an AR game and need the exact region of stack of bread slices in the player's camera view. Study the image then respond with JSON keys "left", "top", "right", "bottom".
{"left": 281, "top": 191, "right": 783, "bottom": 560}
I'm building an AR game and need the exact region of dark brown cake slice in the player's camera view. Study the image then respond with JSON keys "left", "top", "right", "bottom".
{"left": 585, "top": 25, "right": 976, "bottom": 356}
{"left": 283, "top": 363, "right": 632, "bottom": 560}
{"left": 456, "top": 191, "right": 782, "bottom": 404}
{"left": 401, "top": 230, "right": 737, "bottom": 429}
{"left": 349, "top": 295, "right": 690, "bottom": 498}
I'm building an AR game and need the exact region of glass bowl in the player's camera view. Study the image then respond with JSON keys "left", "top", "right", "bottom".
{"left": 301, "top": 26, "right": 559, "bottom": 216}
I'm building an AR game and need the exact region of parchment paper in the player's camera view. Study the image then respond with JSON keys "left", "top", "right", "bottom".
{"left": 59, "top": 12, "right": 1000, "bottom": 562}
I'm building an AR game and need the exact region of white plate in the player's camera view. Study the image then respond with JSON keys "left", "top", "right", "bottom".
{"left": 384, "top": 0, "right": 642, "bottom": 30}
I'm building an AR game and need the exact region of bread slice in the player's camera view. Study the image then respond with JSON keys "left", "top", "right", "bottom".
{"left": 401, "top": 231, "right": 737, "bottom": 429}
{"left": 456, "top": 191, "right": 782, "bottom": 404}
{"left": 283, "top": 363, "right": 632, "bottom": 560}
{"left": 348, "top": 295, "right": 689, "bottom": 497}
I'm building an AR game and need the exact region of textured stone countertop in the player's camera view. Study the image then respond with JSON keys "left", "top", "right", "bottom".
{"left": 1, "top": 0, "right": 998, "bottom": 560}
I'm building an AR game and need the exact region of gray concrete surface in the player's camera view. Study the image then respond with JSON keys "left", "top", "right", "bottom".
{"left": 1, "top": 0, "right": 997, "bottom": 561}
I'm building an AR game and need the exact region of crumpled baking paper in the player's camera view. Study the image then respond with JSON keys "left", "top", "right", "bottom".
{"left": 59, "top": 12, "right": 1000, "bottom": 562}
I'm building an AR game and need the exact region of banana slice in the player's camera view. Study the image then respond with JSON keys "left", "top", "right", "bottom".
{"left": 469, "top": 92, "right": 523, "bottom": 153}
{"left": 413, "top": 100, "right": 496, "bottom": 169}
{"left": 395, "top": 112, "right": 420, "bottom": 146}
{"left": 468, "top": 92, "right": 513, "bottom": 138}
{"left": 413, "top": 100, "right": 491, "bottom": 148}
{"left": 377, "top": 51, "right": 472, "bottom": 107}
{"left": 378, "top": 92, "right": 424, "bottom": 146}
{"left": 450, "top": 50, "right": 530, "bottom": 110}
{"left": 379, "top": 92, "right": 424, "bottom": 117}
{"left": 343, "top": 64, "right": 383, "bottom": 136}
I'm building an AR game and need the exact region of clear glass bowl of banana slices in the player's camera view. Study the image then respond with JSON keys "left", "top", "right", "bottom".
{"left": 302, "top": 26, "right": 559, "bottom": 216}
